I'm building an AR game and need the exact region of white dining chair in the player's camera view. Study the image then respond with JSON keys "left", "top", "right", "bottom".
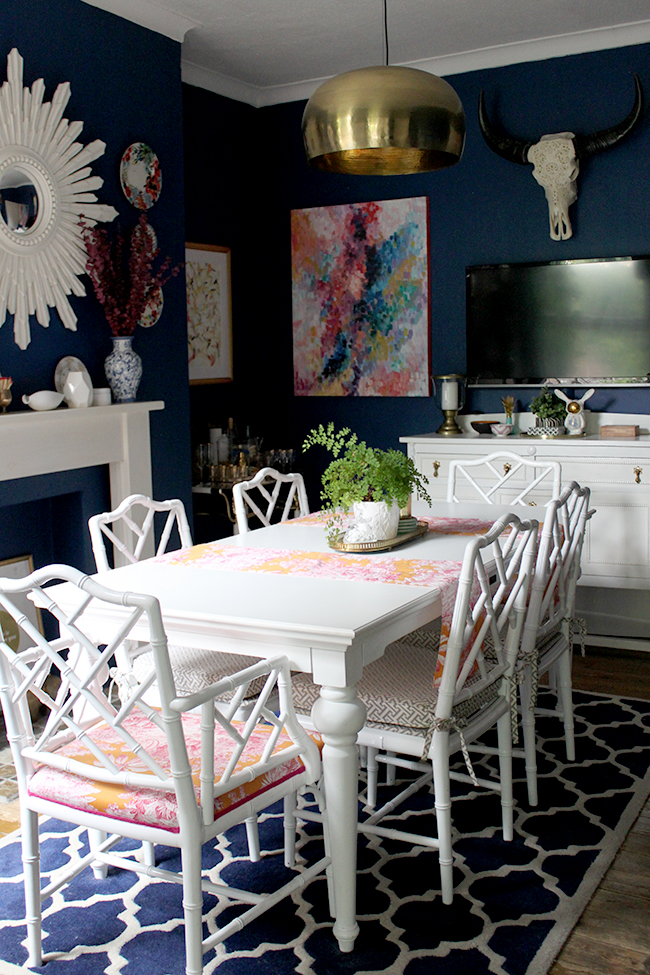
{"left": 447, "top": 451, "right": 562, "bottom": 505}
{"left": 233, "top": 467, "right": 309, "bottom": 534}
{"left": 516, "top": 481, "right": 592, "bottom": 806}
{"left": 0, "top": 564, "right": 331, "bottom": 975}
{"left": 292, "top": 512, "right": 538, "bottom": 904}
{"left": 89, "top": 494, "right": 268, "bottom": 862}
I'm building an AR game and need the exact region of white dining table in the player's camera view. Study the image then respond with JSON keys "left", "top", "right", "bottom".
{"left": 57, "top": 500, "right": 526, "bottom": 953}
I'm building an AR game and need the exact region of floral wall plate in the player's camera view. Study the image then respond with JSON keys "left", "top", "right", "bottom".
{"left": 120, "top": 143, "right": 162, "bottom": 210}
{"left": 140, "top": 286, "right": 163, "bottom": 327}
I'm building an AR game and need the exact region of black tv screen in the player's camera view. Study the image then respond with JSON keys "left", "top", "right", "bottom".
{"left": 466, "top": 256, "right": 650, "bottom": 384}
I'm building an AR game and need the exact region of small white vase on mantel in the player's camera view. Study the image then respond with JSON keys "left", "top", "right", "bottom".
{"left": 104, "top": 336, "right": 142, "bottom": 403}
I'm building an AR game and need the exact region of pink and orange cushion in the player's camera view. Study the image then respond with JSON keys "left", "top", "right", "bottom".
{"left": 28, "top": 709, "right": 323, "bottom": 833}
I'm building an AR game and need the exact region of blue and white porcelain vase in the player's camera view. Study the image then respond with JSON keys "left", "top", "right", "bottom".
{"left": 104, "top": 336, "right": 142, "bottom": 403}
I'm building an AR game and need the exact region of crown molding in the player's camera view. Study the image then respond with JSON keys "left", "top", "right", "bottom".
{"left": 80, "top": 0, "right": 200, "bottom": 42}
{"left": 183, "top": 19, "right": 650, "bottom": 108}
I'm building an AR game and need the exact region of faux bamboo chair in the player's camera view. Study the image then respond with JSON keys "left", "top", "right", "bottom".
{"left": 0, "top": 564, "right": 331, "bottom": 975}
{"left": 447, "top": 451, "right": 562, "bottom": 505}
{"left": 233, "top": 468, "right": 309, "bottom": 534}
{"left": 292, "top": 513, "right": 538, "bottom": 905}
{"left": 89, "top": 494, "right": 268, "bottom": 863}
{"left": 515, "top": 481, "right": 592, "bottom": 806}
{"left": 89, "top": 494, "right": 266, "bottom": 709}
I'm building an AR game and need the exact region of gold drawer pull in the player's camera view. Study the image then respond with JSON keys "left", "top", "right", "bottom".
{"left": 634, "top": 467, "right": 642, "bottom": 484}
{"left": 503, "top": 463, "right": 512, "bottom": 475}
{"left": 432, "top": 460, "right": 440, "bottom": 478}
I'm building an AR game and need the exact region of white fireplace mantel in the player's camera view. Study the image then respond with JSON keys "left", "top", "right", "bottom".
{"left": 1, "top": 401, "right": 164, "bottom": 562}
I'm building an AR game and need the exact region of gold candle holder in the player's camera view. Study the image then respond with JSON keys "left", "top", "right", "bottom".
{"left": 0, "top": 377, "right": 12, "bottom": 414}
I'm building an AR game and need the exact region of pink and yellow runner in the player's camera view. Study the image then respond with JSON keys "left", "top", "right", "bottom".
{"left": 154, "top": 512, "right": 497, "bottom": 685}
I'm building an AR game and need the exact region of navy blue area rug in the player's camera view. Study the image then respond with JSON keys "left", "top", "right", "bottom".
{"left": 1, "top": 689, "right": 649, "bottom": 975}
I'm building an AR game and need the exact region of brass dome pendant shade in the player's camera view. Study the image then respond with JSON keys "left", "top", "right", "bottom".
{"left": 302, "top": 65, "right": 466, "bottom": 175}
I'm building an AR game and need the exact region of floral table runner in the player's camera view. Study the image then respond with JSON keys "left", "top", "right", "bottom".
{"left": 154, "top": 528, "right": 490, "bottom": 686}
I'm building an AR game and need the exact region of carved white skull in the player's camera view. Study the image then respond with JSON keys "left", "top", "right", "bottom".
{"left": 527, "top": 133, "right": 579, "bottom": 240}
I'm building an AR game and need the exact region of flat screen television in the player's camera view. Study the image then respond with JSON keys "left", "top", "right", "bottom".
{"left": 466, "top": 256, "right": 650, "bottom": 384}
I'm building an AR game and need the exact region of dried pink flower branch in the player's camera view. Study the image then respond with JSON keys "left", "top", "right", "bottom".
{"left": 80, "top": 215, "right": 182, "bottom": 336}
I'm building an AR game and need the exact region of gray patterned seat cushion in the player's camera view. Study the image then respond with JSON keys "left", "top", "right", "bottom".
{"left": 292, "top": 617, "right": 501, "bottom": 735}
{"left": 132, "top": 645, "right": 265, "bottom": 699}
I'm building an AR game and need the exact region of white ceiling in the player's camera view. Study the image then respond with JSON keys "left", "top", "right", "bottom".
{"left": 83, "top": 0, "right": 650, "bottom": 107}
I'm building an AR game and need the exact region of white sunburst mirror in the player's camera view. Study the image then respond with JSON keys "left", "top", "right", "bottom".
{"left": 0, "top": 48, "right": 118, "bottom": 349}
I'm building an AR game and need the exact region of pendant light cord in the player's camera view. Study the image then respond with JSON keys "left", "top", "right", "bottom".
{"left": 383, "top": 0, "right": 389, "bottom": 66}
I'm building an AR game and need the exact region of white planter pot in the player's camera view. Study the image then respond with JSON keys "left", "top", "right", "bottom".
{"left": 345, "top": 500, "right": 400, "bottom": 544}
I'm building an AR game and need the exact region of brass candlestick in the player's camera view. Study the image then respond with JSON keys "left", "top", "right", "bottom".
{"left": 0, "top": 377, "right": 12, "bottom": 414}
{"left": 437, "top": 408, "right": 463, "bottom": 436}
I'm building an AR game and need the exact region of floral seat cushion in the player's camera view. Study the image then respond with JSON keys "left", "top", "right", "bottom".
{"left": 28, "top": 709, "right": 322, "bottom": 833}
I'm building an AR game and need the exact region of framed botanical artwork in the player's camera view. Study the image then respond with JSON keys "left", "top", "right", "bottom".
{"left": 291, "top": 197, "right": 430, "bottom": 397}
{"left": 0, "top": 555, "right": 43, "bottom": 654}
{"left": 186, "top": 243, "right": 233, "bottom": 384}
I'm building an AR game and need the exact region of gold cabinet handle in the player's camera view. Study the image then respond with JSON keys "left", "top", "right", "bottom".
{"left": 432, "top": 460, "right": 440, "bottom": 478}
{"left": 634, "top": 467, "right": 642, "bottom": 484}
{"left": 503, "top": 463, "right": 512, "bottom": 475}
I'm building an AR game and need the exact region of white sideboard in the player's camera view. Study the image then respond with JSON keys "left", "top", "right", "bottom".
{"left": 401, "top": 412, "right": 650, "bottom": 651}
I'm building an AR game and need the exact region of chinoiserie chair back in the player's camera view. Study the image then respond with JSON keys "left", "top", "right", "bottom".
{"left": 233, "top": 467, "right": 310, "bottom": 534}
{"left": 356, "top": 511, "right": 539, "bottom": 904}
{"left": 89, "top": 493, "right": 269, "bottom": 861}
{"left": 89, "top": 493, "right": 193, "bottom": 570}
{"left": 0, "top": 564, "right": 330, "bottom": 975}
{"left": 516, "top": 481, "right": 592, "bottom": 805}
{"left": 447, "top": 451, "right": 562, "bottom": 506}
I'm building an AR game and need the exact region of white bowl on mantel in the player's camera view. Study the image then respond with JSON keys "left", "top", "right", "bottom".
{"left": 22, "top": 390, "right": 64, "bottom": 411}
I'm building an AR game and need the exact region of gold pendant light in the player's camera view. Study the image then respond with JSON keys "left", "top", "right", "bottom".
{"left": 302, "top": 2, "right": 465, "bottom": 175}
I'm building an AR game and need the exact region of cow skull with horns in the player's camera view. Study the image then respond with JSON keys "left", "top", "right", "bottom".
{"left": 478, "top": 76, "right": 643, "bottom": 240}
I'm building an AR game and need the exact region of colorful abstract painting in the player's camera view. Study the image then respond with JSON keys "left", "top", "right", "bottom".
{"left": 186, "top": 244, "right": 233, "bottom": 384}
{"left": 291, "top": 198, "right": 430, "bottom": 396}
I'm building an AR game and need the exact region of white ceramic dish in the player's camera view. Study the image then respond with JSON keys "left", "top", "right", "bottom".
{"left": 54, "top": 356, "right": 93, "bottom": 405}
{"left": 22, "top": 391, "right": 64, "bottom": 411}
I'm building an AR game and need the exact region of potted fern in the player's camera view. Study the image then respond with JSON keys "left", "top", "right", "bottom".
{"left": 303, "top": 423, "right": 431, "bottom": 543}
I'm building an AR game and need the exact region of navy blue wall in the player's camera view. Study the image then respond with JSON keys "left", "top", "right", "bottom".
{"left": 0, "top": 0, "right": 190, "bottom": 573}
{"left": 184, "top": 39, "right": 650, "bottom": 500}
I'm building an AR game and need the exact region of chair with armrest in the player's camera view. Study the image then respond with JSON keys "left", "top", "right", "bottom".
{"left": 447, "top": 451, "right": 562, "bottom": 505}
{"left": 233, "top": 467, "right": 309, "bottom": 534}
{"left": 0, "top": 564, "right": 331, "bottom": 975}
{"left": 515, "top": 481, "right": 592, "bottom": 806}
{"left": 292, "top": 512, "right": 538, "bottom": 904}
{"left": 89, "top": 493, "right": 268, "bottom": 862}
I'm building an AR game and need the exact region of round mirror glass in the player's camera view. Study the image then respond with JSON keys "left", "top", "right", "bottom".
{"left": 0, "top": 166, "right": 39, "bottom": 234}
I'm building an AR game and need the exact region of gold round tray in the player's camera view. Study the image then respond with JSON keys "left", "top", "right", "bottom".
{"left": 328, "top": 521, "right": 428, "bottom": 553}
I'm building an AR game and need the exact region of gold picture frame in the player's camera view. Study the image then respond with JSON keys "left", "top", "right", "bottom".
{"left": 186, "top": 242, "right": 233, "bottom": 384}
{"left": 0, "top": 554, "right": 43, "bottom": 653}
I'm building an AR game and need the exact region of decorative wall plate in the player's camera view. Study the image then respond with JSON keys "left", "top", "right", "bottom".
{"left": 140, "top": 286, "right": 163, "bottom": 327}
{"left": 120, "top": 143, "right": 162, "bottom": 210}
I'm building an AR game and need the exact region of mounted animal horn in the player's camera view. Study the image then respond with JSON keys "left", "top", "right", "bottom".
{"left": 478, "top": 75, "right": 644, "bottom": 240}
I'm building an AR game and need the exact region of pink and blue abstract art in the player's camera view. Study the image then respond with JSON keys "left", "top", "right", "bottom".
{"left": 291, "top": 198, "right": 430, "bottom": 396}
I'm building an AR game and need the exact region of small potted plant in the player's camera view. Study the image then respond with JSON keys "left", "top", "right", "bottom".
{"left": 528, "top": 386, "right": 567, "bottom": 437}
{"left": 303, "top": 423, "right": 431, "bottom": 543}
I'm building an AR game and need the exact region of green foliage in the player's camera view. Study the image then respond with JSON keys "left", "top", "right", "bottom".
{"left": 302, "top": 423, "right": 432, "bottom": 540}
{"left": 529, "top": 387, "right": 566, "bottom": 421}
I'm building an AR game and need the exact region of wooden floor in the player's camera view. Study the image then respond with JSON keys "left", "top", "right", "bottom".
{"left": 550, "top": 648, "right": 650, "bottom": 975}
{"left": 0, "top": 647, "right": 648, "bottom": 973}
